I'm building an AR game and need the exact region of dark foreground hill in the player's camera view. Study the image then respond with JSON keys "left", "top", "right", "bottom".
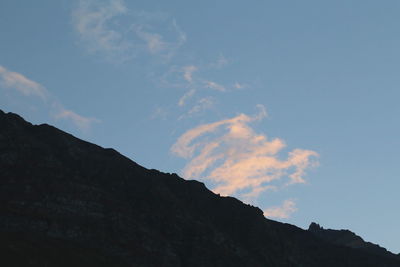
{"left": 0, "top": 109, "right": 399, "bottom": 267}
{"left": 308, "top": 222, "right": 399, "bottom": 260}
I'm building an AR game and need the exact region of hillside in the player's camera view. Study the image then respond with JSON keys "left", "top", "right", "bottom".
{"left": 308, "top": 222, "right": 399, "bottom": 260}
{"left": 0, "top": 109, "right": 399, "bottom": 266}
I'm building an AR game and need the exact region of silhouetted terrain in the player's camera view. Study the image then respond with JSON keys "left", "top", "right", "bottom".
{"left": 0, "top": 109, "right": 399, "bottom": 266}
{"left": 308, "top": 222, "right": 399, "bottom": 260}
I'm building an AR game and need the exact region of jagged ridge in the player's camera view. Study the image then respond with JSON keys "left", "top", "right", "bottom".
{"left": 308, "top": 222, "right": 399, "bottom": 260}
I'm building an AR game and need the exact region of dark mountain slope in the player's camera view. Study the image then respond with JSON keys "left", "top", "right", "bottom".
{"left": 0, "top": 109, "right": 399, "bottom": 266}
{"left": 308, "top": 222, "right": 399, "bottom": 260}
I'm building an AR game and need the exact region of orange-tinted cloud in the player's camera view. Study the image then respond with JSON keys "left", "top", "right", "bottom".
{"left": 171, "top": 105, "right": 318, "bottom": 217}
{"left": 0, "top": 65, "right": 47, "bottom": 100}
{"left": 263, "top": 199, "right": 297, "bottom": 219}
{"left": 0, "top": 65, "right": 98, "bottom": 132}
{"left": 52, "top": 106, "right": 100, "bottom": 133}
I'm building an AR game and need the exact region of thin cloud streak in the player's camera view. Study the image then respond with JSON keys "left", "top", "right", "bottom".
{"left": 0, "top": 65, "right": 98, "bottom": 132}
{"left": 178, "top": 97, "right": 214, "bottom": 120}
{"left": 263, "top": 199, "right": 297, "bottom": 219}
{"left": 186, "top": 97, "right": 214, "bottom": 116}
{"left": 0, "top": 65, "right": 47, "bottom": 100}
{"left": 52, "top": 105, "right": 100, "bottom": 133}
{"left": 204, "top": 80, "right": 225, "bottom": 92}
{"left": 171, "top": 106, "right": 318, "bottom": 215}
{"left": 178, "top": 89, "right": 196, "bottom": 107}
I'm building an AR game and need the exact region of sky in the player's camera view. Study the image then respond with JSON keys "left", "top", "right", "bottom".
{"left": 1, "top": 0, "right": 399, "bottom": 253}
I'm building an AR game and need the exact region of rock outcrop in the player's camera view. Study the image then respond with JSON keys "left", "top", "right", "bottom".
{"left": 308, "top": 222, "right": 399, "bottom": 260}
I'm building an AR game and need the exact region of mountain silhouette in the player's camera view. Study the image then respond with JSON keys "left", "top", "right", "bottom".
{"left": 308, "top": 222, "right": 399, "bottom": 260}
{"left": 0, "top": 109, "right": 399, "bottom": 266}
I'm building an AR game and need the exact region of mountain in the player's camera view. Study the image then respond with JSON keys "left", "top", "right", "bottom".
{"left": 0, "top": 109, "right": 399, "bottom": 267}
{"left": 308, "top": 222, "right": 399, "bottom": 260}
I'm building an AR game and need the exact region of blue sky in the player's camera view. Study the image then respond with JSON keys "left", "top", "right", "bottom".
{"left": 1, "top": 0, "right": 399, "bottom": 253}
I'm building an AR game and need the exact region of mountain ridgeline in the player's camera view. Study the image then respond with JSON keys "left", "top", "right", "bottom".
{"left": 0, "top": 109, "right": 398, "bottom": 266}
{"left": 308, "top": 223, "right": 399, "bottom": 260}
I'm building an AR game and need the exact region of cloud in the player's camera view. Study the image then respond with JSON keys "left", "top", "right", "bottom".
{"left": 133, "top": 22, "right": 185, "bottom": 60}
{"left": 53, "top": 106, "right": 100, "bottom": 132}
{"left": 0, "top": 65, "right": 47, "bottom": 100}
{"left": 134, "top": 28, "right": 165, "bottom": 54}
{"left": 233, "top": 82, "right": 246, "bottom": 90}
{"left": 172, "top": 19, "right": 187, "bottom": 46}
{"left": 263, "top": 199, "right": 297, "bottom": 219}
{"left": 72, "top": 0, "right": 186, "bottom": 61}
{"left": 72, "top": 0, "right": 131, "bottom": 56}
{"left": 0, "top": 65, "right": 98, "bottom": 132}
{"left": 182, "top": 65, "right": 197, "bottom": 83}
{"left": 171, "top": 105, "right": 318, "bottom": 215}
{"left": 178, "top": 89, "right": 196, "bottom": 107}
{"left": 187, "top": 97, "right": 214, "bottom": 115}
{"left": 204, "top": 80, "right": 226, "bottom": 92}
{"left": 254, "top": 104, "right": 267, "bottom": 120}
{"left": 178, "top": 97, "right": 214, "bottom": 120}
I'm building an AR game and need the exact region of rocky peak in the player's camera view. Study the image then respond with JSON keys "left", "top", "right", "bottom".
{"left": 308, "top": 222, "right": 323, "bottom": 232}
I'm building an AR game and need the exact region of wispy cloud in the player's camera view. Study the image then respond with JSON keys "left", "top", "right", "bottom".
{"left": 182, "top": 65, "right": 197, "bottom": 83}
{"left": 72, "top": 0, "right": 131, "bottom": 57}
{"left": 134, "top": 27, "right": 165, "bottom": 54}
{"left": 178, "top": 89, "right": 196, "bottom": 107}
{"left": 186, "top": 97, "right": 214, "bottom": 117}
{"left": 233, "top": 82, "right": 246, "bottom": 90}
{"left": 72, "top": 0, "right": 186, "bottom": 61}
{"left": 0, "top": 65, "right": 98, "bottom": 132}
{"left": 171, "top": 105, "right": 318, "bottom": 217}
{"left": 0, "top": 65, "right": 47, "bottom": 100}
{"left": 204, "top": 80, "right": 226, "bottom": 92}
{"left": 134, "top": 21, "right": 185, "bottom": 59}
{"left": 72, "top": 1, "right": 246, "bottom": 125}
{"left": 52, "top": 105, "right": 100, "bottom": 132}
{"left": 178, "top": 97, "right": 214, "bottom": 120}
{"left": 172, "top": 19, "right": 187, "bottom": 46}
{"left": 263, "top": 199, "right": 297, "bottom": 219}
{"left": 176, "top": 65, "right": 199, "bottom": 107}
{"left": 254, "top": 104, "right": 267, "bottom": 120}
